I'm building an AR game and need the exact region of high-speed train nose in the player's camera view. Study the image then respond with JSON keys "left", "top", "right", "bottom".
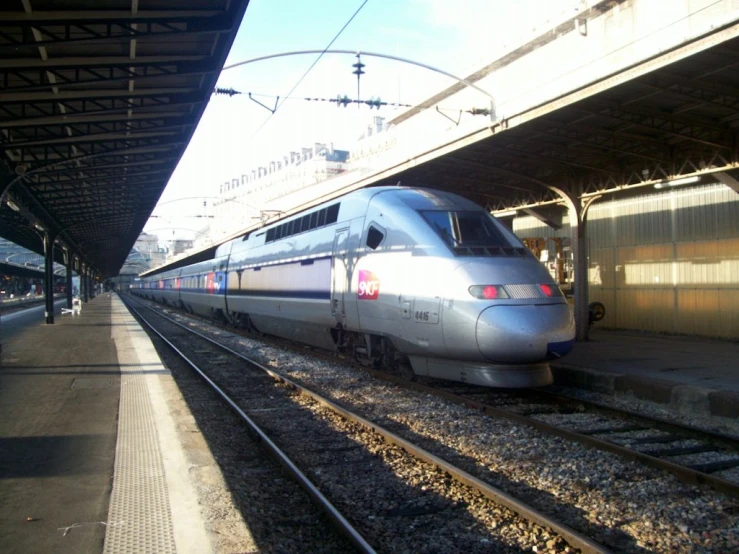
{"left": 475, "top": 304, "right": 575, "bottom": 363}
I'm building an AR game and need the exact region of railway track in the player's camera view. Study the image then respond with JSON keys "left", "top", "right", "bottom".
{"left": 127, "top": 294, "right": 739, "bottom": 552}
{"left": 0, "top": 295, "right": 61, "bottom": 315}
{"left": 142, "top": 295, "right": 739, "bottom": 497}
{"left": 412, "top": 383, "right": 739, "bottom": 497}
{"left": 123, "top": 294, "right": 610, "bottom": 554}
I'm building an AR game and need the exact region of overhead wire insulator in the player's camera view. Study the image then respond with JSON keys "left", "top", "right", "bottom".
{"left": 352, "top": 59, "right": 365, "bottom": 77}
{"left": 335, "top": 94, "right": 351, "bottom": 108}
{"left": 366, "top": 97, "right": 382, "bottom": 110}
{"left": 213, "top": 87, "right": 241, "bottom": 97}
{"left": 352, "top": 53, "right": 365, "bottom": 109}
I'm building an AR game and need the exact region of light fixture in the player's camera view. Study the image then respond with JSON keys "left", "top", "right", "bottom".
{"left": 34, "top": 222, "right": 45, "bottom": 232}
{"left": 6, "top": 200, "right": 20, "bottom": 212}
{"left": 654, "top": 176, "right": 701, "bottom": 189}
{"left": 493, "top": 209, "right": 518, "bottom": 218}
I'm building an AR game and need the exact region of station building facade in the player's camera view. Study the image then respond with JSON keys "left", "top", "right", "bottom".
{"left": 212, "top": 143, "right": 350, "bottom": 241}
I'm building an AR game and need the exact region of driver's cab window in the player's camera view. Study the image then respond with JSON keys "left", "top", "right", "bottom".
{"left": 366, "top": 225, "right": 385, "bottom": 250}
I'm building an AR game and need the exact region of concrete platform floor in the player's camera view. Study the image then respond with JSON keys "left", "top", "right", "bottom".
{"left": 551, "top": 327, "right": 739, "bottom": 420}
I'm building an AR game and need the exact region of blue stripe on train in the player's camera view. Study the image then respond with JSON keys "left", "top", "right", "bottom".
{"left": 175, "top": 288, "right": 330, "bottom": 300}
{"left": 178, "top": 287, "right": 226, "bottom": 295}
{"left": 228, "top": 289, "right": 331, "bottom": 300}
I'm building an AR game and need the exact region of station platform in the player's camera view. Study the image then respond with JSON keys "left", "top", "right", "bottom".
{"left": 551, "top": 328, "right": 739, "bottom": 420}
{"left": 0, "top": 294, "right": 219, "bottom": 554}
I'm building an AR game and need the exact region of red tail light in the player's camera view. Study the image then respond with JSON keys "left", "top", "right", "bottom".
{"left": 539, "top": 284, "right": 562, "bottom": 297}
{"left": 483, "top": 286, "right": 498, "bottom": 299}
{"left": 469, "top": 285, "right": 509, "bottom": 300}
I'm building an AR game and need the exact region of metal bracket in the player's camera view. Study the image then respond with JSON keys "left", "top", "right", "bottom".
{"left": 435, "top": 106, "right": 462, "bottom": 126}
{"left": 249, "top": 93, "right": 279, "bottom": 114}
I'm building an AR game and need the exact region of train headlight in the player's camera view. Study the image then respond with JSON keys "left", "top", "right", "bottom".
{"left": 469, "top": 285, "right": 509, "bottom": 300}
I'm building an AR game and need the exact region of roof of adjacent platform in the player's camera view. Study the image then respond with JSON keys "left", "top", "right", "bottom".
{"left": 0, "top": 0, "right": 250, "bottom": 278}
{"left": 373, "top": 24, "right": 739, "bottom": 213}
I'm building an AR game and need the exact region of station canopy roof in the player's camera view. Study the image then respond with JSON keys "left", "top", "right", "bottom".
{"left": 376, "top": 25, "right": 739, "bottom": 213}
{"left": 0, "top": 0, "right": 250, "bottom": 278}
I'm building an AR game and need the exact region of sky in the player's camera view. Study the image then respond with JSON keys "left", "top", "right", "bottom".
{"left": 144, "top": 0, "right": 581, "bottom": 243}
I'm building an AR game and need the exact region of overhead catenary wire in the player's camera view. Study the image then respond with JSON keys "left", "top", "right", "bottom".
{"left": 213, "top": 88, "right": 492, "bottom": 119}
{"left": 218, "top": 50, "right": 498, "bottom": 126}
{"left": 246, "top": 0, "right": 370, "bottom": 141}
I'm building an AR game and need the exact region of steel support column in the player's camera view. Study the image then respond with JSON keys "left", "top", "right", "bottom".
{"left": 548, "top": 186, "right": 601, "bottom": 341}
{"left": 65, "top": 250, "right": 73, "bottom": 309}
{"left": 81, "top": 264, "right": 87, "bottom": 302}
{"left": 571, "top": 208, "right": 589, "bottom": 341}
{"left": 44, "top": 232, "right": 57, "bottom": 324}
{"left": 716, "top": 172, "right": 739, "bottom": 194}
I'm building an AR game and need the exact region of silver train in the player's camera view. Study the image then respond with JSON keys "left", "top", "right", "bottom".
{"left": 131, "top": 186, "right": 575, "bottom": 387}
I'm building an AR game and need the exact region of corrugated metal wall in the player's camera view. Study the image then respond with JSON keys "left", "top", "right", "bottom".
{"left": 513, "top": 184, "right": 739, "bottom": 339}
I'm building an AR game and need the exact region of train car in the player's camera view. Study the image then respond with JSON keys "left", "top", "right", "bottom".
{"left": 178, "top": 251, "right": 229, "bottom": 319}
{"left": 135, "top": 266, "right": 181, "bottom": 307}
{"left": 132, "top": 186, "right": 575, "bottom": 387}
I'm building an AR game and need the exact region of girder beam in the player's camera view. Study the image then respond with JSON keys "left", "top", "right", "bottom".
{"left": 0, "top": 60, "right": 211, "bottom": 93}
{"left": 0, "top": 87, "right": 199, "bottom": 103}
{"left": 2, "top": 118, "right": 190, "bottom": 145}
{"left": 0, "top": 111, "right": 187, "bottom": 128}
{"left": 0, "top": 13, "right": 230, "bottom": 51}
{"left": 3, "top": 129, "right": 180, "bottom": 149}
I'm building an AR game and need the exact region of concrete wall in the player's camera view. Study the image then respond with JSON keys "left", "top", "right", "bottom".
{"left": 514, "top": 184, "right": 739, "bottom": 339}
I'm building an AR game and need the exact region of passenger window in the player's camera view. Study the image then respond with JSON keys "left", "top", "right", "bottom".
{"left": 366, "top": 225, "right": 385, "bottom": 250}
{"left": 326, "top": 203, "right": 339, "bottom": 224}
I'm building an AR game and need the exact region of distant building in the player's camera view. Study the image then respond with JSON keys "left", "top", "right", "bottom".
{"left": 134, "top": 233, "right": 167, "bottom": 268}
{"left": 134, "top": 233, "right": 158, "bottom": 258}
{"left": 212, "top": 142, "right": 350, "bottom": 239}
{"left": 170, "top": 239, "right": 193, "bottom": 257}
{"left": 193, "top": 225, "right": 212, "bottom": 250}
{"left": 348, "top": 116, "right": 397, "bottom": 169}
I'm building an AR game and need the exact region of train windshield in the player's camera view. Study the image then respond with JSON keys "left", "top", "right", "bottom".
{"left": 421, "top": 210, "right": 512, "bottom": 248}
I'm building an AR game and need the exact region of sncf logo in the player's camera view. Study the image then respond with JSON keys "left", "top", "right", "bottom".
{"left": 358, "top": 269, "right": 380, "bottom": 300}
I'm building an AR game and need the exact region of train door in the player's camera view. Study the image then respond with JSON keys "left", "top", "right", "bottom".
{"left": 331, "top": 229, "right": 349, "bottom": 325}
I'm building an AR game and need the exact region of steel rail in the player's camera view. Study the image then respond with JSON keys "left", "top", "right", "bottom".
{"left": 366, "top": 371, "right": 739, "bottom": 499}
{"left": 127, "top": 296, "right": 612, "bottom": 554}
{"left": 529, "top": 387, "right": 739, "bottom": 447}
{"left": 123, "top": 297, "right": 376, "bottom": 554}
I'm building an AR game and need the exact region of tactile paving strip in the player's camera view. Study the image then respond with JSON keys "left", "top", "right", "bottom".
{"left": 103, "top": 303, "right": 176, "bottom": 554}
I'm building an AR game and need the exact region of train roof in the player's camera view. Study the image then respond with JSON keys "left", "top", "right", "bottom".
{"left": 145, "top": 186, "right": 487, "bottom": 275}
